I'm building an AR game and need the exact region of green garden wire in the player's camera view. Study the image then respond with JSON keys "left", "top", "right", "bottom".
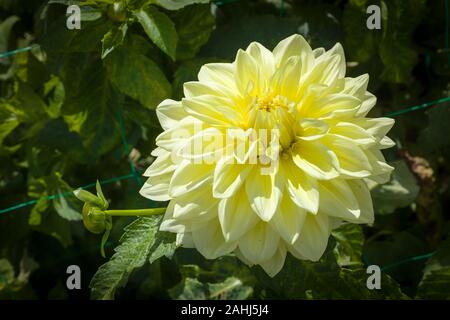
{"left": 380, "top": 252, "right": 434, "bottom": 272}
{"left": 0, "top": 45, "right": 37, "bottom": 58}
{"left": 116, "top": 108, "right": 144, "bottom": 186}
{"left": 0, "top": 174, "right": 134, "bottom": 215}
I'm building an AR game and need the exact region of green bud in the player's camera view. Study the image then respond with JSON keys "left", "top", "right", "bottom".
{"left": 95, "top": 181, "right": 108, "bottom": 210}
{"left": 73, "top": 189, "right": 103, "bottom": 208}
{"left": 107, "top": 1, "right": 128, "bottom": 23}
{"left": 82, "top": 203, "right": 108, "bottom": 234}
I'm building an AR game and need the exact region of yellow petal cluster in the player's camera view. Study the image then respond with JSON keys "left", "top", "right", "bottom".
{"left": 140, "top": 34, "right": 395, "bottom": 276}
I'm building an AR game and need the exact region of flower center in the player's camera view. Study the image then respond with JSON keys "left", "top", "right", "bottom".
{"left": 248, "top": 94, "right": 297, "bottom": 149}
{"left": 255, "top": 95, "right": 290, "bottom": 112}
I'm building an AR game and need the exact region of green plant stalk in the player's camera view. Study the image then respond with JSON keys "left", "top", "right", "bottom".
{"left": 104, "top": 208, "right": 166, "bottom": 217}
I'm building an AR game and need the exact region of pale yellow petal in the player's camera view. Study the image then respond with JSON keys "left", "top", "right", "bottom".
{"left": 289, "top": 213, "right": 330, "bottom": 261}
{"left": 321, "top": 135, "right": 372, "bottom": 178}
{"left": 272, "top": 34, "right": 314, "bottom": 75}
{"left": 168, "top": 160, "right": 215, "bottom": 197}
{"left": 160, "top": 201, "right": 191, "bottom": 233}
{"left": 192, "top": 218, "right": 237, "bottom": 259}
{"left": 297, "top": 118, "right": 329, "bottom": 141}
{"left": 270, "top": 193, "right": 307, "bottom": 244}
{"left": 183, "top": 80, "right": 238, "bottom": 100}
{"left": 271, "top": 56, "right": 302, "bottom": 101}
{"left": 238, "top": 221, "right": 280, "bottom": 264}
{"left": 172, "top": 183, "right": 217, "bottom": 221}
{"left": 198, "top": 62, "right": 237, "bottom": 92}
{"left": 213, "top": 156, "right": 252, "bottom": 198}
{"left": 235, "top": 49, "right": 260, "bottom": 96}
{"left": 292, "top": 140, "right": 340, "bottom": 180}
{"left": 143, "top": 149, "right": 176, "bottom": 177}
{"left": 303, "top": 94, "right": 361, "bottom": 119}
{"left": 182, "top": 95, "right": 242, "bottom": 126}
{"left": 329, "top": 122, "right": 376, "bottom": 147}
{"left": 139, "top": 171, "right": 173, "bottom": 201}
{"left": 218, "top": 188, "right": 258, "bottom": 241}
{"left": 318, "top": 179, "right": 361, "bottom": 222}
{"left": 280, "top": 157, "right": 319, "bottom": 214}
{"left": 260, "top": 244, "right": 287, "bottom": 277}
{"left": 342, "top": 74, "right": 369, "bottom": 99}
{"left": 245, "top": 167, "right": 283, "bottom": 221}
{"left": 156, "top": 99, "right": 188, "bottom": 130}
{"left": 156, "top": 117, "right": 204, "bottom": 152}
{"left": 347, "top": 180, "right": 374, "bottom": 224}
{"left": 176, "top": 232, "right": 194, "bottom": 248}
{"left": 302, "top": 54, "right": 342, "bottom": 89}
{"left": 176, "top": 127, "right": 226, "bottom": 163}
{"left": 315, "top": 42, "right": 346, "bottom": 79}
{"left": 246, "top": 41, "right": 275, "bottom": 87}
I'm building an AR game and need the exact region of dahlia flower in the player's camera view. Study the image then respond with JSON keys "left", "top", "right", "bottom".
{"left": 140, "top": 34, "right": 395, "bottom": 276}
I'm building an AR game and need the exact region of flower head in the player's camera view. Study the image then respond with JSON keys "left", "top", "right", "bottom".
{"left": 140, "top": 34, "right": 395, "bottom": 276}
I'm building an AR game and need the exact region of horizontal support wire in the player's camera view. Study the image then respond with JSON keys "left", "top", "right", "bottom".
{"left": 1, "top": 91, "right": 447, "bottom": 215}
{"left": 0, "top": 45, "right": 37, "bottom": 58}
{"left": 0, "top": 174, "right": 134, "bottom": 215}
{"left": 1, "top": 96, "right": 448, "bottom": 216}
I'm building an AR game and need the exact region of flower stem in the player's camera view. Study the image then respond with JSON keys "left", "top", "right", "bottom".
{"left": 104, "top": 208, "right": 166, "bottom": 217}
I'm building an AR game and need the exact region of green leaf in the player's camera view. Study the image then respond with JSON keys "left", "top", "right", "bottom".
{"left": 371, "top": 160, "right": 420, "bottom": 214}
{"left": 0, "top": 259, "right": 15, "bottom": 291}
{"left": 28, "top": 172, "right": 82, "bottom": 223}
{"left": 0, "top": 252, "right": 38, "bottom": 295}
{"left": 28, "top": 198, "right": 48, "bottom": 226}
{"left": 9, "top": 81, "right": 48, "bottom": 123}
{"left": 170, "top": 277, "right": 207, "bottom": 299}
{"left": 53, "top": 193, "right": 82, "bottom": 221}
{"left": 62, "top": 57, "right": 120, "bottom": 160}
{"left": 171, "top": 4, "right": 214, "bottom": 60}
{"left": 33, "top": 119, "right": 85, "bottom": 163}
{"left": 416, "top": 238, "right": 450, "bottom": 299}
{"left": 172, "top": 58, "right": 213, "bottom": 99}
{"left": 149, "top": 0, "right": 209, "bottom": 11}
{"left": 43, "top": 75, "right": 65, "bottom": 119}
{"left": 0, "top": 16, "right": 20, "bottom": 53}
{"left": 342, "top": 1, "right": 378, "bottom": 63}
{"left": 364, "top": 231, "right": 430, "bottom": 285}
{"left": 0, "top": 113, "right": 19, "bottom": 145}
{"left": 418, "top": 105, "right": 450, "bottom": 155}
{"left": 170, "top": 274, "right": 253, "bottom": 300}
{"left": 134, "top": 5, "right": 178, "bottom": 60}
{"left": 148, "top": 231, "right": 177, "bottom": 264}
{"left": 208, "top": 277, "right": 253, "bottom": 300}
{"left": 255, "top": 250, "right": 408, "bottom": 299}
{"left": 169, "top": 254, "right": 255, "bottom": 299}
{"left": 90, "top": 216, "right": 176, "bottom": 299}
{"left": 39, "top": 15, "right": 113, "bottom": 54}
{"left": 379, "top": 39, "right": 417, "bottom": 83}
{"left": 32, "top": 208, "right": 74, "bottom": 247}
{"left": 170, "top": 277, "right": 253, "bottom": 300}
{"left": 201, "top": 14, "right": 300, "bottom": 59}
{"left": 105, "top": 44, "right": 171, "bottom": 109}
{"left": 101, "top": 23, "right": 128, "bottom": 59}
{"left": 332, "top": 224, "right": 364, "bottom": 268}
{"left": 343, "top": 0, "right": 425, "bottom": 83}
